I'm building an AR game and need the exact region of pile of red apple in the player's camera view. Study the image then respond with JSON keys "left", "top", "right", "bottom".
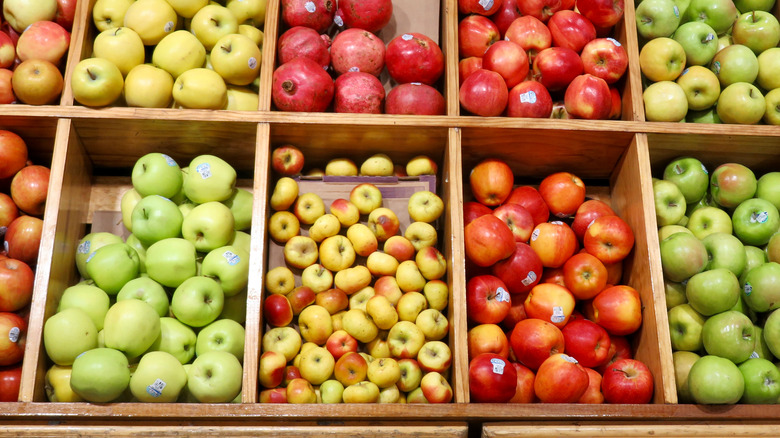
{"left": 457, "top": 0, "right": 627, "bottom": 119}
{"left": 0, "top": 0, "right": 75, "bottom": 104}
{"left": 259, "top": 145, "right": 454, "bottom": 403}
{"left": 464, "top": 158, "right": 654, "bottom": 404}
{"left": 272, "top": 0, "right": 446, "bottom": 114}
{"left": 656, "top": 157, "right": 780, "bottom": 404}
{"left": 0, "top": 129, "right": 51, "bottom": 402}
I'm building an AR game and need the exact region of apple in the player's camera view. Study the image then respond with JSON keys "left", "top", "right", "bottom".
{"left": 711, "top": 162, "right": 757, "bottom": 208}
{"left": 491, "top": 241, "right": 543, "bottom": 295}
{"left": 173, "top": 68, "right": 228, "bottom": 110}
{"left": 757, "top": 48, "right": 780, "bottom": 91}
{"left": 0, "top": 131, "right": 27, "bottom": 180}
{"left": 510, "top": 318, "right": 565, "bottom": 370}
{"left": 469, "top": 353, "right": 518, "bottom": 402}
{"left": 659, "top": 231, "right": 708, "bottom": 282}
{"left": 538, "top": 171, "right": 586, "bottom": 218}
{"left": 743, "top": 262, "right": 780, "bottom": 313}
{"left": 170, "top": 276, "right": 225, "bottom": 328}
{"left": 459, "top": 68, "right": 509, "bottom": 117}
{"left": 505, "top": 186, "right": 550, "bottom": 226}
{"left": 145, "top": 237, "right": 198, "bottom": 288}
{"left": 685, "top": 0, "right": 739, "bottom": 35}
{"left": 583, "top": 215, "right": 635, "bottom": 264}
{"left": 571, "top": 199, "right": 615, "bottom": 241}
{"left": 738, "top": 357, "right": 780, "bottom": 404}
{"left": 0, "top": 364, "right": 22, "bottom": 402}
{"left": 151, "top": 30, "right": 206, "bottom": 79}
{"left": 349, "top": 183, "right": 382, "bottom": 215}
{"left": 15, "top": 20, "right": 70, "bottom": 65}
{"left": 580, "top": 38, "right": 628, "bottom": 85}
{"left": 601, "top": 358, "right": 654, "bottom": 404}
{"left": 12, "top": 58, "right": 63, "bottom": 105}
{"left": 668, "top": 303, "right": 706, "bottom": 351}
{"left": 69, "top": 347, "right": 131, "bottom": 403}
{"left": 534, "top": 353, "right": 589, "bottom": 403}
{"left": 70, "top": 57, "right": 123, "bottom": 107}
{"left": 702, "top": 232, "right": 746, "bottom": 277}
{"left": 116, "top": 276, "right": 169, "bottom": 318}
{"left": 464, "top": 214, "right": 516, "bottom": 267}
{"left": 711, "top": 44, "right": 759, "bottom": 88}
{"left": 635, "top": 0, "right": 682, "bottom": 39}
{"left": 507, "top": 80, "right": 554, "bottom": 118}
{"left": 702, "top": 310, "right": 755, "bottom": 363}
{"left": 129, "top": 350, "right": 187, "bottom": 402}
{"left": 42, "top": 307, "right": 96, "bottom": 366}
{"left": 187, "top": 351, "right": 243, "bottom": 403}
{"left": 547, "top": 10, "right": 597, "bottom": 53}
{"left": 688, "top": 355, "right": 745, "bottom": 404}
{"left": 562, "top": 252, "right": 608, "bottom": 300}
{"left": 529, "top": 221, "right": 578, "bottom": 269}
{"left": 0, "top": 258, "right": 33, "bottom": 313}
{"left": 577, "top": 0, "right": 624, "bottom": 27}
{"left": 466, "top": 275, "right": 512, "bottom": 325}
{"left": 123, "top": 0, "right": 177, "bottom": 45}
{"left": 103, "top": 299, "right": 161, "bottom": 359}
{"left": 687, "top": 205, "right": 733, "bottom": 239}
{"left": 673, "top": 350, "right": 701, "bottom": 403}
{"left": 470, "top": 158, "right": 514, "bottom": 206}
{"left": 663, "top": 156, "right": 710, "bottom": 206}
{"left": 483, "top": 40, "right": 530, "bottom": 89}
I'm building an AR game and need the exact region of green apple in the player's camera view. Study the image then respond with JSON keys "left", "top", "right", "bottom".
{"left": 665, "top": 279, "right": 689, "bottom": 308}
{"left": 660, "top": 231, "right": 709, "bottom": 282}
{"left": 688, "top": 355, "right": 745, "bottom": 404}
{"left": 125, "top": 234, "right": 148, "bottom": 274}
{"left": 183, "top": 154, "right": 237, "bottom": 204}
{"left": 702, "top": 310, "right": 756, "bottom": 363}
{"left": 711, "top": 45, "right": 760, "bottom": 87}
{"left": 201, "top": 245, "right": 249, "bottom": 297}
{"left": 668, "top": 303, "right": 707, "bottom": 351}
{"left": 70, "top": 57, "right": 124, "bottom": 107}
{"left": 189, "top": 4, "right": 238, "bottom": 51}
{"left": 741, "top": 245, "right": 768, "bottom": 283}
{"left": 229, "top": 230, "right": 251, "bottom": 256}
{"left": 663, "top": 156, "right": 710, "bottom": 204}
{"left": 131, "top": 195, "right": 184, "bottom": 247}
{"left": 223, "top": 188, "right": 253, "bottom": 231}
{"left": 86, "top": 242, "right": 141, "bottom": 295}
{"left": 675, "top": 65, "right": 721, "bottom": 111}
{"left": 731, "top": 11, "right": 780, "bottom": 54}
{"left": 757, "top": 48, "right": 780, "bottom": 91}
{"left": 763, "top": 308, "right": 780, "bottom": 358}
{"left": 673, "top": 350, "right": 701, "bottom": 403}
{"left": 738, "top": 357, "right": 780, "bottom": 403}
{"left": 717, "top": 81, "right": 766, "bottom": 125}
{"left": 685, "top": 0, "right": 740, "bottom": 35}
{"left": 70, "top": 347, "right": 132, "bottom": 403}
{"left": 636, "top": 0, "right": 682, "bottom": 39}
{"left": 730, "top": 293, "right": 757, "bottom": 322}
{"left": 673, "top": 22, "right": 719, "bottom": 66}
{"left": 187, "top": 350, "right": 243, "bottom": 402}
{"left": 733, "top": 198, "right": 780, "bottom": 246}
{"left": 182, "top": 201, "right": 236, "bottom": 253}
{"left": 129, "top": 350, "right": 188, "bottom": 402}
{"left": 123, "top": 0, "right": 177, "bottom": 45}
{"left": 103, "top": 299, "right": 161, "bottom": 359}
{"left": 195, "top": 318, "right": 245, "bottom": 360}
{"left": 752, "top": 325, "right": 775, "bottom": 361}
{"left": 170, "top": 276, "right": 225, "bottom": 327}
{"left": 43, "top": 307, "right": 99, "bottom": 366}
{"left": 121, "top": 188, "right": 143, "bottom": 232}
{"left": 172, "top": 67, "right": 228, "bottom": 109}
{"left": 145, "top": 237, "right": 198, "bottom": 288}
{"left": 685, "top": 107, "right": 722, "bottom": 123}
{"left": 654, "top": 178, "right": 687, "bottom": 226}
{"left": 210, "top": 33, "right": 262, "bottom": 86}
{"left": 124, "top": 64, "right": 175, "bottom": 108}
{"left": 220, "top": 289, "right": 247, "bottom": 324}
{"left": 152, "top": 30, "right": 207, "bottom": 79}
{"left": 75, "top": 231, "right": 124, "bottom": 280}
{"left": 117, "top": 276, "right": 170, "bottom": 317}
{"left": 148, "top": 316, "right": 197, "bottom": 364}
{"left": 639, "top": 37, "right": 687, "bottom": 82}
{"left": 164, "top": 0, "right": 208, "bottom": 17}
{"left": 659, "top": 224, "right": 693, "bottom": 241}
{"left": 734, "top": 0, "right": 776, "bottom": 12}
{"left": 92, "top": 27, "right": 145, "bottom": 77}
{"left": 702, "top": 232, "right": 746, "bottom": 276}
{"left": 757, "top": 172, "right": 780, "bottom": 212}
{"left": 319, "top": 379, "right": 344, "bottom": 403}
{"left": 57, "top": 283, "right": 111, "bottom": 331}
{"left": 743, "top": 262, "right": 780, "bottom": 313}
{"left": 764, "top": 88, "right": 780, "bottom": 125}
{"left": 132, "top": 152, "right": 183, "bottom": 199}
{"left": 643, "top": 80, "right": 689, "bottom": 122}
{"left": 687, "top": 206, "right": 733, "bottom": 239}
{"left": 686, "top": 268, "right": 741, "bottom": 315}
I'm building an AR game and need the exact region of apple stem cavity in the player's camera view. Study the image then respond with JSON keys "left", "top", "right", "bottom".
{"left": 87, "top": 68, "right": 97, "bottom": 81}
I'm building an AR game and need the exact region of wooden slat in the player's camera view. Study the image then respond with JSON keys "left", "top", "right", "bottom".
{"left": 482, "top": 422, "right": 780, "bottom": 437}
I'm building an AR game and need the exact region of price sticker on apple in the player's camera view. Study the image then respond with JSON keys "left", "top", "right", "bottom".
{"left": 146, "top": 378, "right": 167, "bottom": 398}
{"left": 223, "top": 250, "right": 240, "bottom": 266}
{"left": 744, "top": 282, "right": 753, "bottom": 296}
{"left": 521, "top": 271, "right": 537, "bottom": 287}
{"left": 531, "top": 229, "right": 540, "bottom": 241}
{"left": 8, "top": 326, "right": 19, "bottom": 343}
{"left": 305, "top": 1, "right": 316, "bottom": 12}
{"left": 77, "top": 240, "right": 91, "bottom": 254}
{"left": 196, "top": 163, "right": 212, "bottom": 180}
{"left": 164, "top": 21, "right": 175, "bottom": 32}
{"left": 562, "top": 354, "right": 578, "bottom": 364}
{"left": 520, "top": 90, "right": 537, "bottom": 104}
{"left": 479, "top": 0, "right": 494, "bottom": 11}
{"left": 607, "top": 38, "right": 621, "bottom": 47}
{"left": 496, "top": 287, "right": 510, "bottom": 303}
{"left": 490, "top": 358, "right": 505, "bottom": 375}
{"left": 751, "top": 211, "right": 769, "bottom": 223}
{"left": 163, "top": 154, "right": 177, "bottom": 167}
{"left": 551, "top": 306, "right": 565, "bottom": 323}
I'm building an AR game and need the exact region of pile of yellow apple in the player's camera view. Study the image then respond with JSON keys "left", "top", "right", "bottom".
{"left": 260, "top": 146, "right": 454, "bottom": 403}
{"left": 71, "top": 0, "right": 266, "bottom": 109}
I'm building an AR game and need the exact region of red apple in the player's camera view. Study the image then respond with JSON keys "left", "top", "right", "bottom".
{"left": 510, "top": 317, "right": 565, "bottom": 370}
{"left": 0, "top": 193, "right": 19, "bottom": 228}
{"left": 547, "top": 10, "right": 596, "bottom": 53}
{"left": 0, "top": 258, "right": 34, "bottom": 312}
{"left": 0, "top": 32, "right": 15, "bottom": 69}
{"left": 578, "top": 367, "right": 605, "bottom": 404}
{"left": 263, "top": 293, "right": 294, "bottom": 327}
{"left": 529, "top": 221, "right": 578, "bottom": 268}
{"left": 561, "top": 318, "right": 611, "bottom": 368}
{"left": 458, "top": 15, "right": 500, "bottom": 58}
{"left": 0, "top": 312, "right": 26, "bottom": 366}
{"left": 576, "top": 0, "right": 624, "bottom": 28}
{"left": 470, "top": 158, "right": 514, "bottom": 206}
{"left": 459, "top": 69, "right": 509, "bottom": 117}
{"left": 516, "top": 0, "right": 566, "bottom": 22}
{"left": 491, "top": 242, "right": 543, "bottom": 295}
{"left": 580, "top": 38, "right": 628, "bottom": 84}
{"left": 608, "top": 87, "right": 622, "bottom": 120}
{"left": 595, "top": 334, "right": 633, "bottom": 374}
{"left": 459, "top": 56, "right": 483, "bottom": 86}
{"left": 501, "top": 295, "right": 529, "bottom": 331}
{"left": 507, "top": 80, "right": 554, "bottom": 118}
{"left": 532, "top": 46, "right": 583, "bottom": 92}
{"left": 562, "top": 252, "right": 608, "bottom": 300}
{"left": 465, "top": 213, "right": 517, "bottom": 268}
{"left": 468, "top": 323, "right": 510, "bottom": 359}
{"left": 385, "top": 32, "right": 444, "bottom": 86}
{"left": 534, "top": 353, "right": 589, "bottom": 403}
{"left": 538, "top": 171, "right": 586, "bottom": 218}
{"left": 492, "top": 203, "right": 534, "bottom": 242}
{"left": 490, "top": 0, "right": 523, "bottom": 36}
{"left": 504, "top": 186, "right": 549, "bottom": 226}
{"left": 524, "top": 282, "right": 576, "bottom": 328}
{"left": 0, "top": 130, "right": 28, "bottom": 180}
{"left": 583, "top": 215, "right": 634, "bottom": 264}
{"left": 0, "top": 364, "right": 21, "bottom": 402}
{"left": 601, "top": 358, "right": 653, "bottom": 404}
{"left": 15, "top": 21, "right": 71, "bottom": 65}
{"left": 508, "top": 362, "right": 537, "bottom": 402}
{"left": 584, "top": 284, "right": 642, "bottom": 336}
{"left": 271, "top": 145, "right": 305, "bottom": 176}
{"left": 10, "top": 165, "right": 49, "bottom": 216}
{"left": 325, "top": 329, "right": 359, "bottom": 360}
{"left": 4, "top": 215, "right": 43, "bottom": 266}
{"left": 55, "top": 0, "right": 79, "bottom": 31}
{"left": 467, "top": 274, "right": 512, "bottom": 324}
{"left": 463, "top": 201, "right": 493, "bottom": 227}
{"left": 482, "top": 40, "right": 529, "bottom": 88}
{"left": 459, "top": 0, "right": 504, "bottom": 15}
{"left": 0, "top": 69, "right": 15, "bottom": 104}
{"left": 571, "top": 199, "right": 615, "bottom": 241}
{"left": 564, "top": 74, "right": 612, "bottom": 120}
{"left": 541, "top": 266, "right": 566, "bottom": 287}
{"left": 286, "top": 286, "right": 316, "bottom": 315}
{"left": 469, "top": 352, "right": 518, "bottom": 403}
{"left": 283, "top": 365, "right": 302, "bottom": 387}
{"left": 259, "top": 387, "right": 288, "bottom": 403}
{"left": 384, "top": 83, "right": 446, "bottom": 116}
{"left": 505, "top": 15, "right": 552, "bottom": 60}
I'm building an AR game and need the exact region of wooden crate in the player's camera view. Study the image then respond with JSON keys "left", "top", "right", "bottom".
{"left": 481, "top": 421, "right": 780, "bottom": 437}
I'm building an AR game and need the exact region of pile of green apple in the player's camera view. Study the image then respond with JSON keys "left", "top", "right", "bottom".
{"left": 654, "top": 157, "right": 780, "bottom": 404}
{"left": 636, "top": 0, "right": 779, "bottom": 124}
{"left": 70, "top": 0, "right": 266, "bottom": 109}
{"left": 42, "top": 152, "right": 252, "bottom": 403}
{"left": 260, "top": 146, "right": 454, "bottom": 403}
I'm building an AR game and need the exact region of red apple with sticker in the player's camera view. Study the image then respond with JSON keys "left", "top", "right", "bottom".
{"left": 580, "top": 38, "right": 628, "bottom": 84}
{"left": 491, "top": 242, "right": 543, "bottom": 295}
{"left": 466, "top": 275, "right": 512, "bottom": 324}
{"left": 469, "top": 352, "right": 518, "bottom": 403}
{"left": 504, "top": 186, "right": 550, "bottom": 225}
{"left": 529, "top": 221, "right": 578, "bottom": 268}
{"left": 524, "top": 282, "right": 577, "bottom": 328}
{"left": 561, "top": 318, "right": 611, "bottom": 368}
{"left": 0, "top": 312, "right": 26, "bottom": 366}
{"left": 538, "top": 171, "right": 586, "bottom": 218}
{"left": 534, "top": 353, "right": 589, "bottom": 403}
{"left": 507, "top": 80, "right": 554, "bottom": 118}
{"left": 459, "top": 0, "right": 504, "bottom": 15}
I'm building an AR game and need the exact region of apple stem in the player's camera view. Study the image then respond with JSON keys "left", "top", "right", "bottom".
{"left": 86, "top": 68, "right": 97, "bottom": 81}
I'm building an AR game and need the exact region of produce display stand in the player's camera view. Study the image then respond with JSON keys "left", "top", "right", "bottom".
{"left": 1, "top": 0, "right": 780, "bottom": 436}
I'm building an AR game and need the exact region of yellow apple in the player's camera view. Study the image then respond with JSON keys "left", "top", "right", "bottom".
{"left": 93, "top": 0, "right": 135, "bottom": 31}
{"left": 330, "top": 198, "right": 360, "bottom": 227}
{"left": 397, "top": 291, "right": 428, "bottom": 322}
{"left": 152, "top": 30, "right": 207, "bottom": 79}
{"left": 396, "top": 260, "right": 427, "bottom": 293}
{"left": 366, "top": 251, "right": 399, "bottom": 277}
{"left": 172, "top": 67, "right": 228, "bottom": 109}
{"left": 333, "top": 265, "right": 372, "bottom": 295}
{"left": 210, "top": 33, "right": 262, "bottom": 86}
{"left": 283, "top": 235, "right": 319, "bottom": 269}
{"left": 341, "top": 308, "right": 378, "bottom": 343}
{"left": 365, "top": 295, "right": 398, "bottom": 330}
{"left": 360, "top": 153, "right": 394, "bottom": 176}
{"left": 226, "top": 0, "right": 267, "bottom": 26}
{"left": 423, "top": 280, "right": 449, "bottom": 311}
{"left": 300, "top": 263, "right": 333, "bottom": 293}
{"left": 346, "top": 223, "right": 378, "bottom": 256}
{"left": 92, "top": 27, "right": 146, "bottom": 76}
{"left": 11, "top": 58, "right": 63, "bottom": 105}
{"left": 123, "top": 0, "right": 178, "bottom": 45}
{"left": 298, "top": 304, "right": 333, "bottom": 345}
{"left": 404, "top": 221, "right": 438, "bottom": 252}
{"left": 123, "top": 64, "right": 174, "bottom": 108}
{"left": 70, "top": 57, "right": 123, "bottom": 107}
{"left": 190, "top": 4, "right": 239, "bottom": 51}
{"left": 270, "top": 177, "right": 298, "bottom": 211}
{"left": 164, "top": 0, "right": 209, "bottom": 18}
{"left": 308, "top": 213, "right": 341, "bottom": 243}
{"left": 238, "top": 24, "right": 264, "bottom": 47}
{"left": 294, "top": 192, "right": 326, "bottom": 225}
{"left": 268, "top": 211, "right": 300, "bottom": 243}
{"left": 265, "top": 265, "right": 295, "bottom": 295}
{"left": 318, "top": 235, "right": 356, "bottom": 272}
{"left": 348, "top": 286, "right": 375, "bottom": 312}
{"left": 225, "top": 85, "right": 259, "bottom": 110}
{"left": 325, "top": 158, "right": 359, "bottom": 176}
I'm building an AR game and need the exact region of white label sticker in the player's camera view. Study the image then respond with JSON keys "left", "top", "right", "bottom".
{"left": 750, "top": 351, "right": 760, "bottom": 359}
{"left": 712, "top": 61, "right": 721, "bottom": 74}
{"left": 77, "top": 240, "right": 91, "bottom": 254}
{"left": 196, "top": 163, "right": 212, "bottom": 179}
{"left": 3, "top": 241, "right": 6, "bottom": 254}
{"left": 551, "top": 221, "right": 564, "bottom": 225}
{"left": 587, "top": 218, "right": 597, "bottom": 230}
{"left": 86, "top": 251, "right": 96, "bottom": 263}
{"left": 520, "top": 90, "right": 537, "bottom": 104}
{"left": 491, "top": 358, "right": 505, "bottom": 374}
{"left": 163, "top": 154, "right": 177, "bottom": 167}
{"left": 334, "top": 15, "right": 344, "bottom": 27}
{"left": 521, "top": 271, "right": 537, "bottom": 286}
{"left": 146, "top": 378, "right": 166, "bottom": 397}
{"left": 496, "top": 287, "right": 510, "bottom": 303}
{"left": 704, "top": 33, "right": 715, "bottom": 42}
{"left": 402, "top": 34, "right": 414, "bottom": 41}
{"left": 701, "top": 163, "right": 708, "bottom": 174}
{"left": 479, "top": 0, "right": 494, "bottom": 10}
{"left": 551, "top": 306, "right": 565, "bottom": 323}
{"left": 223, "top": 250, "right": 240, "bottom": 266}
{"left": 562, "top": 354, "right": 578, "bottom": 364}
{"left": 305, "top": 1, "right": 316, "bottom": 12}
{"left": 531, "top": 229, "right": 540, "bottom": 241}
{"left": 164, "top": 21, "right": 175, "bottom": 32}
{"left": 348, "top": 66, "right": 360, "bottom": 72}
{"left": 607, "top": 38, "right": 621, "bottom": 47}
{"left": 673, "top": 5, "right": 679, "bottom": 17}
{"left": 745, "top": 282, "right": 753, "bottom": 296}
{"left": 8, "top": 326, "right": 19, "bottom": 343}
{"left": 248, "top": 57, "right": 258, "bottom": 69}
{"left": 751, "top": 212, "right": 769, "bottom": 224}
{"left": 411, "top": 82, "right": 422, "bottom": 86}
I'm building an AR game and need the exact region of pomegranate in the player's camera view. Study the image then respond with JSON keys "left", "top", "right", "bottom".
{"left": 281, "top": 0, "right": 336, "bottom": 33}
{"left": 272, "top": 57, "right": 334, "bottom": 112}
{"left": 330, "top": 28, "right": 385, "bottom": 77}
{"left": 335, "top": 0, "right": 393, "bottom": 33}
{"left": 385, "top": 33, "right": 444, "bottom": 86}
{"left": 459, "top": 69, "right": 508, "bottom": 117}
{"left": 385, "top": 83, "right": 446, "bottom": 115}
{"left": 277, "top": 26, "right": 331, "bottom": 68}
{"left": 334, "top": 71, "right": 385, "bottom": 114}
